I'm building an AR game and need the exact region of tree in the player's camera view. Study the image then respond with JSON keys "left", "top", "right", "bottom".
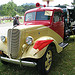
{"left": 2, "top": 2, "right": 17, "bottom": 16}
{"left": 16, "top": 6, "right": 24, "bottom": 15}
{"left": 0, "top": 2, "right": 36, "bottom": 16}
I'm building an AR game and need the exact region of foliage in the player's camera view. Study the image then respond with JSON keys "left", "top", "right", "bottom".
{"left": 16, "top": 4, "right": 36, "bottom": 15}
{"left": 0, "top": 2, "right": 17, "bottom": 17}
{"left": 0, "top": 2, "right": 36, "bottom": 16}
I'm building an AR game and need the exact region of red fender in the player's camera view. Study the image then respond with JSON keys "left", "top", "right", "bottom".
{"left": 33, "top": 40, "right": 54, "bottom": 51}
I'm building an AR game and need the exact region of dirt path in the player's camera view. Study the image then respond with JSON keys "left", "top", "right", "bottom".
{"left": 0, "top": 22, "right": 13, "bottom": 27}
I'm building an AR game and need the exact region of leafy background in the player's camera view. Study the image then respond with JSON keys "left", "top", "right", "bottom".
{"left": 0, "top": 2, "right": 36, "bottom": 17}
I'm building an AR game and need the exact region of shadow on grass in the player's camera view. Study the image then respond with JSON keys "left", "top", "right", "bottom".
{"left": 0, "top": 52, "right": 65, "bottom": 75}
{"left": 0, "top": 62, "right": 39, "bottom": 75}
{"left": 48, "top": 37, "right": 75, "bottom": 75}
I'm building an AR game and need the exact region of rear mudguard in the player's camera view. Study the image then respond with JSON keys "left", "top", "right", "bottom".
{"left": 21, "top": 36, "right": 63, "bottom": 59}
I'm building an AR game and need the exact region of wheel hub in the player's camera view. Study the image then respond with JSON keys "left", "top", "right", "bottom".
{"left": 45, "top": 50, "right": 52, "bottom": 71}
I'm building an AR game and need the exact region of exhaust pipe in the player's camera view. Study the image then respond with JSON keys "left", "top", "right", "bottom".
{"left": 0, "top": 56, "right": 37, "bottom": 67}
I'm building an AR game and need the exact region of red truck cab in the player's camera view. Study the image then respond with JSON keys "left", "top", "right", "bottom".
{"left": 24, "top": 7, "right": 64, "bottom": 39}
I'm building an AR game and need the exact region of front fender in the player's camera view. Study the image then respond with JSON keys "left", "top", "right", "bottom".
{"left": 21, "top": 36, "right": 63, "bottom": 59}
{"left": 33, "top": 40, "right": 54, "bottom": 51}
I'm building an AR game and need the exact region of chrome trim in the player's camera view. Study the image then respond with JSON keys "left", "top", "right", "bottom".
{"left": 59, "top": 42, "right": 68, "bottom": 48}
{"left": 0, "top": 57, "right": 37, "bottom": 67}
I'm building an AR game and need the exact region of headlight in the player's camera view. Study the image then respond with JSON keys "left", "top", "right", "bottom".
{"left": 26, "top": 36, "right": 34, "bottom": 45}
{"left": 1, "top": 36, "right": 6, "bottom": 42}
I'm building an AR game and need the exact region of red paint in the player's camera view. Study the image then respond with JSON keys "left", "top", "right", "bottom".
{"left": 50, "top": 21, "right": 64, "bottom": 38}
{"left": 24, "top": 7, "right": 64, "bottom": 39}
{"left": 24, "top": 20, "right": 51, "bottom": 26}
{"left": 36, "top": 3, "right": 46, "bottom": 7}
{"left": 36, "top": 3, "right": 41, "bottom": 7}
{"left": 33, "top": 40, "right": 53, "bottom": 51}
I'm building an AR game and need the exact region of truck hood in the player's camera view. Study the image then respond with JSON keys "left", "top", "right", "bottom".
{"left": 6, "top": 24, "right": 47, "bottom": 59}
{"left": 0, "top": 24, "right": 48, "bottom": 59}
{"left": 14, "top": 24, "right": 45, "bottom": 31}
{"left": 0, "top": 25, "right": 44, "bottom": 37}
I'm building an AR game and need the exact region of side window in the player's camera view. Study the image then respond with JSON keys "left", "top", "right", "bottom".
{"left": 53, "top": 11, "right": 63, "bottom": 23}
{"left": 59, "top": 12, "right": 63, "bottom": 21}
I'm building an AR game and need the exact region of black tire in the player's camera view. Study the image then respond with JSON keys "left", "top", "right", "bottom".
{"left": 1, "top": 60, "right": 8, "bottom": 65}
{"left": 0, "top": 54, "right": 8, "bottom": 65}
{"left": 37, "top": 46, "right": 53, "bottom": 75}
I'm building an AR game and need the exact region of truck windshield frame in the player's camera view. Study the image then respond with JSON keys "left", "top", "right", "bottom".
{"left": 25, "top": 11, "right": 51, "bottom": 21}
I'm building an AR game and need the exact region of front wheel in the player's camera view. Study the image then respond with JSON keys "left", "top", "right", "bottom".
{"left": 1, "top": 60, "right": 8, "bottom": 65}
{"left": 37, "top": 47, "right": 52, "bottom": 75}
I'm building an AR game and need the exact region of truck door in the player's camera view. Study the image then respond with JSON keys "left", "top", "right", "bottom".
{"left": 52, "top": 10, "right": 64, "bottom": 38}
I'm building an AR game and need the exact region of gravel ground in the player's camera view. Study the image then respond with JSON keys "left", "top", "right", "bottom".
{"left": 0, "top": 22, "right": 13, "bottom": 27}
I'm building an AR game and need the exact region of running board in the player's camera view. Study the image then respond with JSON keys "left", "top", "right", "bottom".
{"left": 59, "top": 42, "right": 68, "bottom": 48}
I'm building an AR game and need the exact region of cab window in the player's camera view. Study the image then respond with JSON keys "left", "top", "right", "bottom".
{"left": 36, "top": 11, "right": 50, "bottom": 20}
{"left": 25, "top": 12, "right": 36, "bottom": 21}
{"left": 25, "top": 11, "right": 51, "bottom": 21}
{"left": 53, "top": 11, "right": 63, "bottom": 23}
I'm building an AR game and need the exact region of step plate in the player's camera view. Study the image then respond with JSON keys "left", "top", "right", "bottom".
{"left": 59, "top": 43, "right": 68, "bottom": 48}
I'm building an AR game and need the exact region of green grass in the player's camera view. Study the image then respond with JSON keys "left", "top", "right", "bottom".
{"left": 19, "top": 19, "right": 24, "bottom": 23}
{"left": 1, "top": 20, "right": 13, "bottom": 23}
{"left": 50, "top": 38, "right": 75, "bottom": 75}
{"left": 0, "top": 37, "right": 75, "bottom": 75}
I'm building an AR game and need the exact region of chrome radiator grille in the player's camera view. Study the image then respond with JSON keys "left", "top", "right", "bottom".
{"left": 7, "top": 29, "right": 20, "bottom": 58}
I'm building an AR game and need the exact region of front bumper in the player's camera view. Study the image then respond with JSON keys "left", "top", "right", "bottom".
{"left": 0, "top": 56, "right": 37, "bottom": 67}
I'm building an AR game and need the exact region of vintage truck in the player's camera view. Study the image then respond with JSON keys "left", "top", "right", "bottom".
{"left": 0, "top": 3, "right": 68, "bottom": 75}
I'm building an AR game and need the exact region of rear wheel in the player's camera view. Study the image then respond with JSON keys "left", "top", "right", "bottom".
{"left": 37, "top": 46, "right": 52, "bottom": 75}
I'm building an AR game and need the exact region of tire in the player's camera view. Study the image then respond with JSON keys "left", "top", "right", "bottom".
{"left": 0, "top": 54, "right": 8, "bottom": 65}
{"left": 37, "top": 46, "right": 53, "bottom": 75}
{"left": 1, "top": 60, "right": 8, "bottom": 65}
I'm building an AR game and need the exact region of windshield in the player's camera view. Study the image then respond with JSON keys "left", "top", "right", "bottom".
{"left": 25, "top": 12, "right": 36, "bottom": 21}
{"left": 36, "top": 11, "right": 50, "bottom": 20}
{"left": 25, "top": 11, "right": 51, "bottom": 21}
